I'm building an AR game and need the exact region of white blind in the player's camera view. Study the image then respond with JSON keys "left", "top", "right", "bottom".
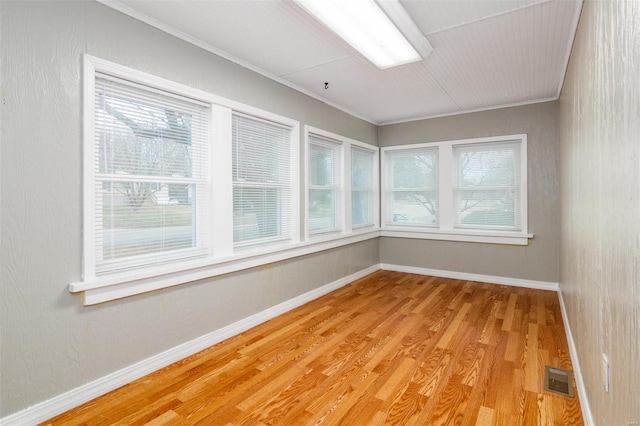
{"left": 232, "top": 113, "right": 292, "bottom": 247}
{"left": 94, "top": 75, "right": 210, "bottom": 274}
{"left": 453, "top": 141, "right": 521, "bottom": 230}
{"left": 387, "top": 147, "right": 438, "bottom": 226}
{"left": 308, "top": 134, "right": 342, "bottom": 234}
{"left": 351, "top": 147, "right": 374, "bottom": 227}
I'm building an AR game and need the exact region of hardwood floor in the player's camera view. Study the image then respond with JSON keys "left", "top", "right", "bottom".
{"left": 44, "top": 271, "right": 583, "bottom": 425}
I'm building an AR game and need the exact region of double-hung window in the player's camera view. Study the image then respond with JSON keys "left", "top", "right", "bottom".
{"left": 308, "top": 133, "right": 343, "bottom": 234}
{"left": 385, "top": 147, "right": 438, "bottom": 227}
{"left": 382, "top": 134, "right": 529, "bottom": 245}
{"left": 232, "top": 113, "right": 294, "bottom": 247}
{"left": 90, "top": 74, "right": 211, "bottom": 277}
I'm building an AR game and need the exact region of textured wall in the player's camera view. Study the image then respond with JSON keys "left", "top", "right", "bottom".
{"left": 378, "top": 102, "right": 560, "bottom": 283}
{"left": 558, "top": 1, "right": 640, "bottom": 424}
{"left": 0, "top": 1, "right": 378, "bottom": 417}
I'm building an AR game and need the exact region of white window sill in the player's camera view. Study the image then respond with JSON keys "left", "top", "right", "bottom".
{"left": 380, "top": 227, "right": 533, "bottom": 245}
{"left": 69, "top": 228, "right": 380, "bottom": 306}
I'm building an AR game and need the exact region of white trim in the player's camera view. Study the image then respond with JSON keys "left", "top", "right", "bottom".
{"left": 381, "top": 134, "right": 529, "bottom": 244}
{"left": 381, "top": 229, "right": 533, "bottom": 246}
{"left": 557, "top": 288, "right": 594, "bottom": 426}
{"left": 380, "top": 263, "right": 558, "bottom": 291}
{"left": 72, "top": 230, "right": 380, "bottom": 305}
{"left": 95, "top": 0, "right": 377, "bottom": 125}
{"left": 379, "top": 96, "right": 559, "bottom": 126}
{"left": 2, "top": 265, "right": 380, "bottom": 425}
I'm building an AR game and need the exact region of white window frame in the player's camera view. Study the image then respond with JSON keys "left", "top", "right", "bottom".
{"left": 351, "top": 145, "right": 378, "bottom": 230}
{"left": 307, "top": 133, "right": 344, "bottom": 235}
{"left": 381, "top": 134, "right": 531, "bottom": 245}
{"left": 71, "top": 56, "right": 379, "bottom": 305}
{"left": 304, "top": 126, "right": 379, "bottom": 241}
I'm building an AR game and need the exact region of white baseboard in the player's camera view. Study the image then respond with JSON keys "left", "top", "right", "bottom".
{"left": 0, "top": 264, "right": 380, "bottom": 426}
{"left": 557, "top": 288, "right": 594, "bottom": 426}
{"left": 380, "top": 263, "right": 559, "bottom": 291}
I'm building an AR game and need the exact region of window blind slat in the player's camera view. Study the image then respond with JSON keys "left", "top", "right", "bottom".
{"left": 308, "top": 134, "right": 342, "bottom": 234}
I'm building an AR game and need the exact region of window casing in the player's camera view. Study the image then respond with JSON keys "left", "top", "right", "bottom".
{"left": 381, "top": 134, "right": 529, "bottom": 245}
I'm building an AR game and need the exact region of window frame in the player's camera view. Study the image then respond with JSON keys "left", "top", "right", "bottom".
{"left": 304, "top": 126, "right": 379, "bottom": 240}
{"left": 381, "top": 134, "right": 531, "bottom": 245}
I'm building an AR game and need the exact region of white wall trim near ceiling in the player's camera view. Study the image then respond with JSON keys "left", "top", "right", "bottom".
{"left": 379, "top": 96, "right": 559, "bottom": 126}
{"left": 0, "top": 264, "right": 381, "bottom": 425}
{"left": 557, "top": 288, "right": 595, "bottom": 426}
{"left": 96, "top": 0, "right": 378, "bottom": 125}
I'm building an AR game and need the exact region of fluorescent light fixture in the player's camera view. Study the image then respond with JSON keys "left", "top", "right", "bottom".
{"left": 295, "top": 0, "right": 432, "bottom": 69}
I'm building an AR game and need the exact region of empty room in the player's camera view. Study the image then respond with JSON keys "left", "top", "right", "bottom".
{"left": 1, "top": 0, "right": 638, "bottom": 425}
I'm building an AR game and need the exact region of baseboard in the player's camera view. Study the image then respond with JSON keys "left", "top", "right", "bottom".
{"left": 380, "top": 263, "right": 559, "bottom": 291}
{"left": 557, "top": 288, "right": 595, "bottom": 426}
{"left": 0, "top": 264, "right": 381, "bottom": 426}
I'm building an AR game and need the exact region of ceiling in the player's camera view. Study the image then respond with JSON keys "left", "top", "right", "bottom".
{"left": 100, "top": 0, "right": 583, "bottom": 125}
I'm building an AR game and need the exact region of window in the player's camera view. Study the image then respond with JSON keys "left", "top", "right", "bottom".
{"left": 305, "top": 126, "right": 379, "bottom": 237}
{"left": 385, "top": 147, "right": 438, "bottom": 227}
{"left": 77, "top": 57, "right": 380, "bottom": 305}
{"left": 351, "top": 147, "right": 376, "bottom": 228}
{"left": 453, "top": 141, "right": 522, "bottom": 231}
{"left": 232, "top": 113, "right": 294, "bottom": 247}
{"left": 91, "top": 74, "right": 211, "bottom": 276}
{"left": 381, "top": 134, "right": 529, "bottom": 245}
{"left": 308, "top": 133, "right": 343, "bottom": 234}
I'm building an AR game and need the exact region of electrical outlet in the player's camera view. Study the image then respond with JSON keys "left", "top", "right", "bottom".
{"left": 602, "top": 353, "right": 610, "bottom": 393}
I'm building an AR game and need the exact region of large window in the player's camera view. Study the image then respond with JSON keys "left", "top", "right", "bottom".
{"left": 305, "top": 127, "right": 379, "bottom": 237}
{"left": 382, "top": 134, "right": 528, "bottom": 245}
{"left": 92, "top": 74, "right": 211, "bottom": 276}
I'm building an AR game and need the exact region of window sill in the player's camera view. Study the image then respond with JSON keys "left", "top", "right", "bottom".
{"left": 380, "top": 227, "right": 533, "bottom": 245}
{"left": 69, "top": 228, "right": 380, "bottom": 305}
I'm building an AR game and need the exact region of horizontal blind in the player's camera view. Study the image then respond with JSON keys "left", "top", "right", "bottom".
{"left": 453, "top": 141, "right": 521, "bottom": 230}
{"left": 387, "top": 147, "right": 438, "bottom": 226}
{"left": 351, "top": 147, "right": 374, "bottom": 227}
{"left": 232, "top": 113, "right": 292, "bottom": 247}
{"left": 94, "top": 75, "right": 210, "bottom": 274}
{"left": 308, "top": 134, "right": 342, "bottom": 234}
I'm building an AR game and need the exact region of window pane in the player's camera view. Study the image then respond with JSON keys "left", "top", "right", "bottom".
{"left": 233, "top": 187, "right": 284, "bottom": 244}
{"left": 391, "top": 150, "right": 437, "bottom": 189}
{"left": 389, "top": 190, "right": 438, "bottom": 226}
{"left": 99, "top": 182, "right": 195, "bottom": 262}
{"left": 454, "top": 141, "right": 521, "bottom": 230}
{"left": 309, "top": 189, "right": 336, "bottom": 232}
{"left": 352, "top": 190, "right": 371, "bottom": 226}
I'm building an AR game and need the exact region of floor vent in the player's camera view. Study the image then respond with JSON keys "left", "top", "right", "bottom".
{"left": 543, "top": 366, "right": 574, "bottom": 397}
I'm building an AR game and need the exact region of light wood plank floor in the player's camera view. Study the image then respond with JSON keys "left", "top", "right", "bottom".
{"left": 44, "top": 271, "right": 582, "bottom": 425}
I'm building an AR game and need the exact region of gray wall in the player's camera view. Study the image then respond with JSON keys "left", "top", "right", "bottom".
{"left": 0, "top": 1, "right": 378, "bottom": 417}
{"left": 378, "top": 102, "right": 560, "bottom": 283}
{"left": 558, "top": 1, "right": 640, "bottom": 424}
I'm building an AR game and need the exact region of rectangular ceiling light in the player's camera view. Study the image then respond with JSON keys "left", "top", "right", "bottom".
{"left": 294, "top": 0, "right": 430, "bottom": 69}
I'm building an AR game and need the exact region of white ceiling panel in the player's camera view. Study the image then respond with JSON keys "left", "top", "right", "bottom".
{"left": 102, "top": 0, "right": 582, "bottom": 124}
